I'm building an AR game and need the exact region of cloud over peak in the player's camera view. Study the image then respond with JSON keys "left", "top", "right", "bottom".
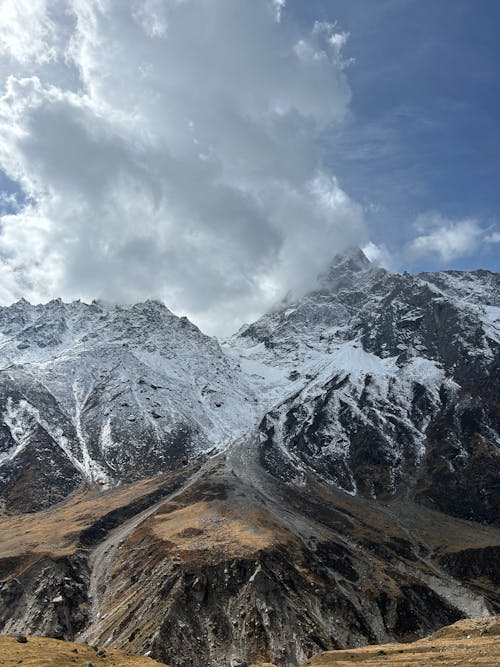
{"left": 0, "top": 0, "right": 365, "bottom": 333}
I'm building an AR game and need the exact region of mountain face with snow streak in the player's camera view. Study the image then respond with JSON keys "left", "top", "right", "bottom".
{"left": 230, "top": 249, "right": 500, "bottom": 524}
{"left": 0, "top": 251, "right": 499, "bottom": 667}
{"left": 0, "top": 298, "right": 259, "bottom": 511}
{"left": 0, "top": 249, "right": 499, "bottom": 520}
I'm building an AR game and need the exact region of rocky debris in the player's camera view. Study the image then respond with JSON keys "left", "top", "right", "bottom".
{"left": 0, "top": 554, "right": 89, "bottom": 641}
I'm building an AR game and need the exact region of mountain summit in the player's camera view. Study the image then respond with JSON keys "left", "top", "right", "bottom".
{"left": 0, "top": 258, "right": 499, "bottom": 666}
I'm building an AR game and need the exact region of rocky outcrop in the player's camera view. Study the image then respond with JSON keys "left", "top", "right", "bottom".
{"left": 0, "top": 554, "right": 89, "bottom": 640}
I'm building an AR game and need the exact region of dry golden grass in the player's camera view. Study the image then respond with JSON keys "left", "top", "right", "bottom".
{"left": 146, "top": 497, "right": 294, "bottom": 563}
{"left": 2, "top": 463, "right": 498, "bottom": 573}
{"left": 304, "top": 617, "right": 500, "bottom": 666}
{"left": 0, "top": 635, "right": 167, "bottom": 667}
{"left": 0, "top": 471, "right": 189, "bottom": 564}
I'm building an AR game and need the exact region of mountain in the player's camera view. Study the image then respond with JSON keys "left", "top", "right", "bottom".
{"left": 0, "top": 250, "right": 499, "bottom": 667}
{"left": 0, "top": 298, "right": 258, "bottom": 512}
{"left": 230, "top": 248, "right": 500, "bottom": 524}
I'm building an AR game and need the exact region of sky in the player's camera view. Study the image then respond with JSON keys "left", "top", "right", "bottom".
{"left": 0, "top": 0, "right": 498, "bottom": 335}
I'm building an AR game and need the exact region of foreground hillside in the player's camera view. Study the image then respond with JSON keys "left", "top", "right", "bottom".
{"left": 0, "top": 634, "right": 167, "bottom": 667}
{"left": 1, "top": 453, "right": 499, "bottom": 666}
{"left": 305, "top": 617, "right": 500, "bottom": 666}
{"left": 1, "top": 617, "right": 498, "bottom": 667}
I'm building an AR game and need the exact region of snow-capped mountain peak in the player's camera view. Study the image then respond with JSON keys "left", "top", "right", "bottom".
{"left": 0, "top": 257, "right": 498, "bottom": 524}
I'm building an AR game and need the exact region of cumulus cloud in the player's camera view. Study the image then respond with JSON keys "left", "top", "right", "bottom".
{"left": 0, "top": 0, "right": 366, "bottom": 334}
{"left": 406, "top": 212, "right": 498, "bottom": 264}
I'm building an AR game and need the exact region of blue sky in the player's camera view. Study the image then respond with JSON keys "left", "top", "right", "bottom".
{"left": 288, "top": 0, "right": 500, "bottom": 272}
{"left": 0, "top": 0, "right": 498, "bottom": 331}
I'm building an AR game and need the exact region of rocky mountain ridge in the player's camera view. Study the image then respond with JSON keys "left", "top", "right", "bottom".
{"left": 0, "top": 297, "right": 259, "bottom": 511}
{"left": 230, "top": 249, "right": 499, "bottom": 523}
{"left": 0, "top": 249, "right": 499, "bottom": 667}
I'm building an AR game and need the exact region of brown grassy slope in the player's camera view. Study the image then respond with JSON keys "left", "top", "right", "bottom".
{"left": 0, "top": 635, "right": 168, "bottom": 667}
{"left": 298, "top": 473, "right": 500, "bottom": 555}
{"left": 1, "top": 461, "right": 499, "bottom": 574}
{"left": 89, "top": 478, "right": 301, "bottom": 649}
{"left": 0, "top": 467, "right": 194, "bottom": 572}
{"left": 139, "top": 484, "right": 297, "bottom": 563}
{"left": 303, "top": 617, "right": 500, "bottom": 666}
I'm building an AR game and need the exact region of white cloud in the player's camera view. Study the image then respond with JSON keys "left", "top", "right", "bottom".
{"left": 312, "top": 21, "right": 353, "bottom": 68}
{"left": 486, "top": 231, "right": 500, "bottom": 244}
{"left": 132, "top": 0, "right": 169, "bottom": 38}
{"left": 407, "top": 212, "right": 497, "bottom": 264}
{"left": 362, "top": 241, "right": 396, "bottom": 270}
{"left": 272, "top": 0, "right": 286, "bottom": 23}
{"left": 0, "top": 0, "right": 58, "bottom": 65}
{"left": 0, "top": 0, "right": 365, "bottom": 334}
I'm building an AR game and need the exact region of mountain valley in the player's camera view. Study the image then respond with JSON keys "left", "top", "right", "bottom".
{"left": 0, "top": 250, "right": 499, "bottom": 667}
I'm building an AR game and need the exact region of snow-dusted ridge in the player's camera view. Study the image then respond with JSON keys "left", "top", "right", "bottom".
{"left": 0, "top": 250, "right": 499, "bottom": 515}
{"left": 0, "top": 298, "right": 261, "bottom": 505}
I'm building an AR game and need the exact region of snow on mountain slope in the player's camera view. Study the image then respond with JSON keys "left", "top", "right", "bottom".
{"left": 0, "top": 249, "right": 498, "bottom": 521}
{"left": 0, "top": 299, "right": 259, "bottom": 510}
{"left": 229, "top": 249, "right": 500, "bottom": 522}
{"left": 419, "top": 270, "right": 500, "bottom": 354}
{"left": 0, "top": 250, "right": 499, "bottom": 667}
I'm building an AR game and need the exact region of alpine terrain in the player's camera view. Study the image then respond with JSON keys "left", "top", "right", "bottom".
{"left": 0, "top": 249, "right": 499, "bottom": 667}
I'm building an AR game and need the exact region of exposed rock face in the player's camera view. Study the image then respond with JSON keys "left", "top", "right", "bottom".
{"left": 0, "top": 299, "right": 258, "bottom": 512}
{"left": 0, "top": 554, "right": 89, "bottom": 640}
{"left": 0, "top": 250, "right": 499, "bottom": 666}
{"left": 232, "top": 250, "right": 500, "bottom": 523}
